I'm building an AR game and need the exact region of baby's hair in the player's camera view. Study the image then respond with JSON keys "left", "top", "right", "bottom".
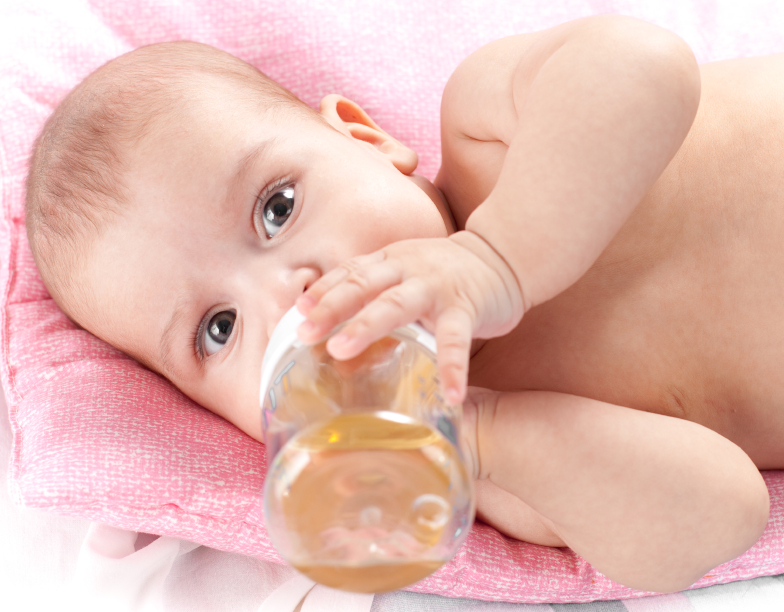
{"left": 25, "top": 41, "right": 316, "bottom": 321}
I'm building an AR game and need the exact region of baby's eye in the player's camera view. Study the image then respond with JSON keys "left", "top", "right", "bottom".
{"left": 260, "top": 186, "right": 295, "bottom": 237}
{"left": 202, "top": 310, "right": 236, "bottom": 356}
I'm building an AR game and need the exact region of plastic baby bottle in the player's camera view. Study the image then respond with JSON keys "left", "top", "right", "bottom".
{"left": 260, "top": 306, "right": 475, "bottom": 593}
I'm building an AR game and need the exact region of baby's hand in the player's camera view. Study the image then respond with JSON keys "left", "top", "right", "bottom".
{"left": 296, "top": 230, "right": 525, "bottom": 404}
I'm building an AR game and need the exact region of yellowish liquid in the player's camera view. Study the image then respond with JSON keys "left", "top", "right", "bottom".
{"left": 264, "top": 334, "right": 452, "bottom": 446}
{"left": 264, "top": 333, "right": 472, "bottom": 592}
{"left": 271, "top": 413, "right": 467, "bottom": 592}
{"left": 294, "top": 560, "right": 445, "bottom": 593}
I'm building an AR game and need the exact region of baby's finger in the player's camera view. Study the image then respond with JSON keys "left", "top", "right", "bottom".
{"left": 325, "top": 278, "right": 430, "bottom": 359}
{"left": 298, "top": 254, "right": 402, "bottom": 342}
{"left": 297, "top": 251, "right": 387, "bottom": 315}
{"left": 435, "top": 307, "right": 474, "bottom": 405}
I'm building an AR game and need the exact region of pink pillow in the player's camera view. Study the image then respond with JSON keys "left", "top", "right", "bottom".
{"left": 5, "top": 0, "right": 784, "bottom": 604}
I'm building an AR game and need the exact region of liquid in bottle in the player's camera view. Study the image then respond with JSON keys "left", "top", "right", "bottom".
{"left": 261, "top": 307, "right": 474, "bottom": 592}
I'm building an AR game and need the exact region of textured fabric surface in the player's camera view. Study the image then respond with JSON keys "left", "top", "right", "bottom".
{"left": 4, "top": 381, "right": 784, "bottom": 611}
{"left": 3, "top": 0, "right": 784, "bottom": 604}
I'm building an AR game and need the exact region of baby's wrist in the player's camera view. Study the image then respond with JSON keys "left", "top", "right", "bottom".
{"left": 448, "top": 229, "right": 528, "bottom": 317}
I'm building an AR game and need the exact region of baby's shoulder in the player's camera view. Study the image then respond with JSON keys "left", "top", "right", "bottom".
{"left": 435, "top": 33, "right": 540, "bottom": 227}
{"left": 435, "top": 16, "right": 689, "bottom": 227}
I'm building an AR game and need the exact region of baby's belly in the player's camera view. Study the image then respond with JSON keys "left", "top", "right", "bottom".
{"left": 467, "top": 263, "right": 784, "bottom": 469}
{"left": 467, "top": 54, "right": 784, "bottom": 469}
{"left": 468, "top": 179, "right": 784, "bottom": 470}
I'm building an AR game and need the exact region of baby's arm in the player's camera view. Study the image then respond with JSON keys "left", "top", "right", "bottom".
{"left": 463, "top": 387, "right": 769, "bottom": 593}
{"left": 442, "top": 15, "right": 699, "bottom": 316}
{"left": 294, "top": 18, "right": 768, "bottom": 591}
{"left": 299, "top": 16, "right": 701, "bottom": 403}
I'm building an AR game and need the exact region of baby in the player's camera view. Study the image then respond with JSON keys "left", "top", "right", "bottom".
{"left": 25, "top": 15, "right": 779, "bottom": 593}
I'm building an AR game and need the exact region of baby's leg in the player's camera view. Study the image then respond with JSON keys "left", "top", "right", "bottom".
{"left": 461, "top": 387, "right": 769, "bottom": 593}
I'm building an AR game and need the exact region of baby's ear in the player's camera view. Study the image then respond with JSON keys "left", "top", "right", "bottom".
{"left": 319, "top": 94, "right": 418, "bottom": 175}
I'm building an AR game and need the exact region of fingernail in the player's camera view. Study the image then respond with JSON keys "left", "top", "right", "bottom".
{"left": 329, "top": 332, "right": 351, "bottom": 347}
{"left": 298, "top": 320, "right": 316, "bottom": 335}
{"left": 446, "top": 388, "right": 462, "bottom": 405}
{"left": 296, "top": 295, "right": 316, "bottom": 313}
{"left": 327, "top": 333, "right": 357, "bottom": 357}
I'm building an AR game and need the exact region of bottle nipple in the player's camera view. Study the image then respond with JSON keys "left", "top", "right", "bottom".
{"left": 360, "top": 505, "right": 383, "bottom": 526}
{"left": 411, "top": 494, "right": 450, "bottom": 530}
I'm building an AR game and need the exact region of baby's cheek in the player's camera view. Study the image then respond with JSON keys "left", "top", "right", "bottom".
{"left": 192, "top": 380, "right": 264, "bottom": 442}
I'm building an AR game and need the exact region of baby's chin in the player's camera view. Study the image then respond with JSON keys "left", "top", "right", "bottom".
{"left": 406, "top": 173, "right": 456, "bottom": 235}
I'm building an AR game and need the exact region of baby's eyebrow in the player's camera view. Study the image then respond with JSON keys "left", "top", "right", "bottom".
{"left": 156, "top": 138, "right": 278, "bottom": 377}
{"left": 159, "top": 291, "right": 191, "bottom": 379}
{"left": 230, "top": 137, "right": 279, "bottom": 199}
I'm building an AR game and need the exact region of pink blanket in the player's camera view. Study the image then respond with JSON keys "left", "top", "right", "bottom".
{"left": 3, "top": 0, "right": 784, "bottom": 604}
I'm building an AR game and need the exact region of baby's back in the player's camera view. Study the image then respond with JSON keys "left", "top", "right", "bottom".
{"left": 463, "top": 54, "right": 784, "bottom": 468}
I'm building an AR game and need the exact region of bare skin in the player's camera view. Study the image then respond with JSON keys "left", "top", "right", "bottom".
{"left": 453, "top": 52, "right": 784, "bottom": 587}
{"left": 464, "top": 54, "right": 784, "bottom": 470}
{"left": 63, "top": 17, "right": 778, "bottom": 594}
{"left": 296, "top": 18, "right": 774, "bottom": 591}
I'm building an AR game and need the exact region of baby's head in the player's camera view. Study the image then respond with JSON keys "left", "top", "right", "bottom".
{"left": 26, "top": 41, "right": 452, "bottom": 439}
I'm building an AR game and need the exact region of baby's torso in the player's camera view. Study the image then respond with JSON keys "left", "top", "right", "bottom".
{"left": 440, "top": 55, "right": 784, "bottom": 468}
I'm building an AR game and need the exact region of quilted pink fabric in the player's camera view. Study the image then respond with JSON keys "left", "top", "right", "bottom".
{"left": 3, "top": 0, "right": 784, "bottom": 604}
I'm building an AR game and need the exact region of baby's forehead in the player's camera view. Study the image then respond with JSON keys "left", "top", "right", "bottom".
{"left": 29, "top": 43, "right": 314, "bottom": 330}
{"left": 129, "top": 74, "right": 310, "bottom": 156}
{"left": 86, "top": 46, "right": 309, "bottom": 146}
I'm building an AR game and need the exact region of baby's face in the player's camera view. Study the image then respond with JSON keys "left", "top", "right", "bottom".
{"left": 79, "top": 78, "right": 450, "bottom": 439}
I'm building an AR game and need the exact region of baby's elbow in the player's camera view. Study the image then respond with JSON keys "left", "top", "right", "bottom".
{"left": 711, "top": 464, "right": 770, "bottom": 570}
{"left": 586, "top": 16, "right": 701, "bottom": 123}
{"left": 629, "top": 468, "right": 770, "bottom": 594}
{"left": 666, "top": 490, "right": 769, "bottom": 594}
{"left": 720, "top": 469, "right": 770, "bottom": 566}
{"left": 639, "top": 27, "right": 701, "bottom": 122}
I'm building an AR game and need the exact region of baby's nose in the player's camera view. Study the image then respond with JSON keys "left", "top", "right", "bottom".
{"left": 289, "top": 266, "right": 320, "bottom": 302}
{"left": 267, "top": 266, "right": 321, "bottom": 334}
{"left": 300, "top": 266, "right": 321, "bottom": 293}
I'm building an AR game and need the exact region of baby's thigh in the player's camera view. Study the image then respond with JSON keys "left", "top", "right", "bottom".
{"left": 474, "top": 479, "right": 565, "bottom": 547}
